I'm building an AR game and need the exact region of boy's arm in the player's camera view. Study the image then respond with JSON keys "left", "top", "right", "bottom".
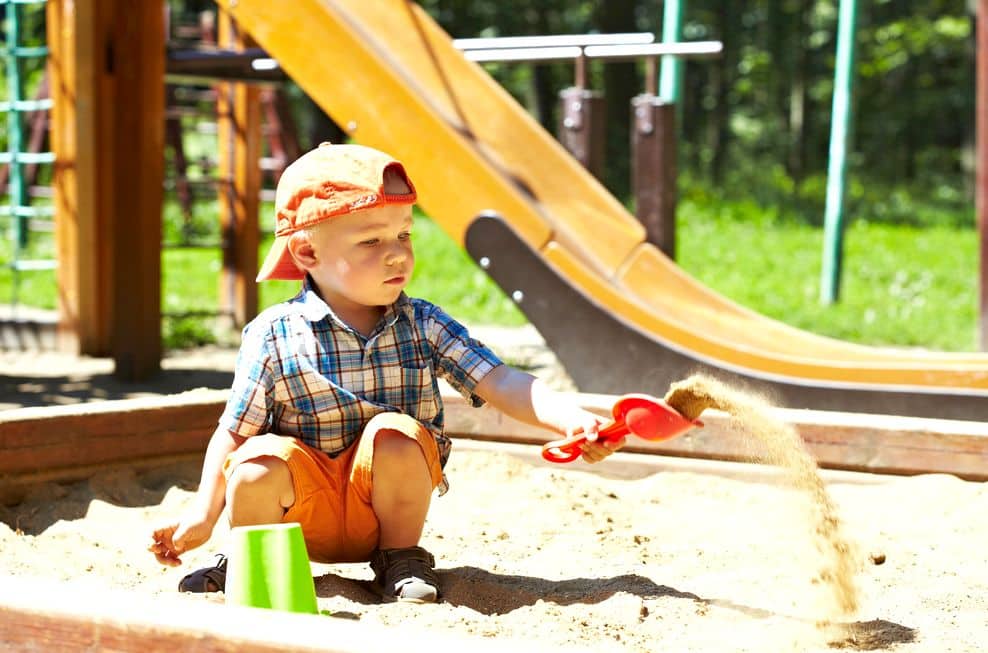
{"left": 473, "top": 364, "right": 623, "bottom": 463}
{"left": 149, "top": 426, "right": 245, "bottom": 565}
{"left": 192, "top": 425, "right": 245, "bottom": 523}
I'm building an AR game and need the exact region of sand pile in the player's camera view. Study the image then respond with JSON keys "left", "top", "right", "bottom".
{"left": 666, "top": 374, "right": 859, "bottom": 625}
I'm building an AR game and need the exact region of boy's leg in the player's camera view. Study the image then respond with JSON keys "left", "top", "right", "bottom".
{"left": 225, "top": 456, "right": 295, "bottom": 526}
{"left": 179, "top": 434, "right": 337, "bottom": 593}
{"left": 371, "top": 429, "right": 433, "bottom": 549}
{"left": 345, "top": 412, "right": 444, "bottom": 554}
{"left": 348, "top": 413, "right": 444, "bottom": 603}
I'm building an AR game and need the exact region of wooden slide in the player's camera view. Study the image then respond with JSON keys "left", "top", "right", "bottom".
{"left": 216, "top": 0, "right": 988, "bottom": 419}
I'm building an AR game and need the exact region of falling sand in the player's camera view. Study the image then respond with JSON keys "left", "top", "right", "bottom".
{"left": 665, "top": 374, "right": 859, "bottom": 625}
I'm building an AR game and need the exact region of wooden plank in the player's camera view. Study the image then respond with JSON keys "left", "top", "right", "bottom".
{"left": 109, "top": 0, "right": 165, "bottom": 380}
{"left": 0, "top": 576, "right": 579, "bottom": 653}
{"left": 47, "top": 0, "right": 114, "bottom": 355}
{"left": 452, "top": 439, "right": 895, "bottom": 486}
{"left": 217, "top": 9, "right": 261, "bottom": 329}
{"left": 0, "top": 390, "right": 225, "bottom": 483}
{"left": 2, "top": 390, "right": 987, "bottom": 487}
{"left": 446, "top": 396, "right": 988, "bottom": 481}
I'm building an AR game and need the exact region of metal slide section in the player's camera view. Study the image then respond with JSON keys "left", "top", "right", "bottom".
{"left": 465, "top": 214, "right": 988, "bottom": 420}
{"left": 217, "top": 0, "right": 988, "bottom": 410}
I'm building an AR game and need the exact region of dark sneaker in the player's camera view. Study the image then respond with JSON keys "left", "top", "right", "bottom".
{"left": 370, "top": 546, "right": 440, "bottom": 603}
{"left": 178, "top": 553, "right": 227, "bottom": 593}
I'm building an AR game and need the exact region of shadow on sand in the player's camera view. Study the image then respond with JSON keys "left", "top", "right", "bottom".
{"left": 314, "top": 565, "right": 916, "bottom": 649}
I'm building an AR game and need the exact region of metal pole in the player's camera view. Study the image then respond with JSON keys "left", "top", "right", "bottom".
{"left": 978, "top": 0, "right": 988, "bottom": 349}
{"left": 659, "top": 0, "right": 684, "bottom": 103}
{"left": 820, "top": 0, "right": 859, "bottom": 304}
{"left": 4, "top": 0, "right": 26, "bottom": 309}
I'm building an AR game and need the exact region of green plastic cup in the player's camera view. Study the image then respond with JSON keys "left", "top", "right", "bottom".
{"left": 225, "top": 522, "right": 319, "bottom": 614}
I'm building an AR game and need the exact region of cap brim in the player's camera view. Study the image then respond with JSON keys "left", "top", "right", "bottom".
{"left": 256, "top": 235, "right": 305, "bottom": 282}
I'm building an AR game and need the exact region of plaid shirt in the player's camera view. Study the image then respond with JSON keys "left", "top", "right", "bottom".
{"left": 218, "top": 277, "right": 503, "bottom": 494}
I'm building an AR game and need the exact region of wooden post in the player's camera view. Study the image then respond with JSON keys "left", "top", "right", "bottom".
{"left": 630, "top": 94, "right": 677, "bottom": 258}
{"left": 557, "top": 87, "right": 607, "bottom": 180}
{"left": 47, "top": 0, "right": 114, "bottom": 355}
{"left": 109, "top": 1, "right": 165, "bottom": 380}
{"left": 47, "top": 0, "right": 164, "bottom": 377}
{"left": 217, "top": 10, "right": 261, "bottom": 329}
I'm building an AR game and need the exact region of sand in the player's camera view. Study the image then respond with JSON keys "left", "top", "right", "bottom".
{"left": 1, "top": 443, "right": 985, "bottom": 652}
{"left": 1, "top": 338, "right": 986, "bottom": 651}
{"left": 666, "top": 375, "right": 859, "bottom": 621}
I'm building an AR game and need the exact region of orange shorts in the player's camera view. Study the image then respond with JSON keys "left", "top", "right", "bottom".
{"left": 222, "top": 412, "right": 444, "bottom": 564}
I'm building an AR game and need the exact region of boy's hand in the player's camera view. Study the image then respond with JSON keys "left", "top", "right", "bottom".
{"left": 149, "top": 510, "right": 214, "bottom": 566}
{"left": 565, "top": 408, "right": 625, "bottom": 464}
{"left": 475, "top": 366, "right": 629, "bottom": 464}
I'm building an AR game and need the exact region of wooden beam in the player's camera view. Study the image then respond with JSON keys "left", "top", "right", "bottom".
{"left": 0, "top": 576, "right": 571, "bottom": 653}
{"left": 47, "top": 0, "right": 165, "bottom": 372}
{"left": 2, "top": 391, "right": 987, "bottom": 492}
{"left": 110, "top": 0, "right": 165, "bottom": 380}
{"left": 47, "top": 0, "right": 114, "bottom": 355}
{"left": 630, "top": 96, "right": 677, "bottom": 258}
{"left": 0, "top": 390, "right": 223, "bottom": 487}
{"left": 448, "top": 395, "right": 988, "bottom": 481}
{"left": 217, "top": 9, "right": 261, "bottom": 329}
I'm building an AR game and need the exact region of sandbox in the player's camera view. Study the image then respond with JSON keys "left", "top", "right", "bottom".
{"left": 1, "top": 392, "right": 986, "bottom": 652}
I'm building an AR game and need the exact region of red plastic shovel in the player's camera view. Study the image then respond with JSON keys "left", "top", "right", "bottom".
{"left": 541, "top": 393, "right": 702, "bottom": 463}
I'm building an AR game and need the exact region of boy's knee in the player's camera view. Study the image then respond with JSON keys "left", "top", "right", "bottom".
{"left": 363, "top": 412, "right": 440, "bottom": 488}
{"left": 226, "top": 456, "right": 295, "bottom": 509}
{"left": 373, "top": 428, "right": 426, "bottom": 465}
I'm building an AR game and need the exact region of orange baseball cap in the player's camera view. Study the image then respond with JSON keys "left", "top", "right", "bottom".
{"left": 256, "top": 142, "right": 417, "bottom": 282}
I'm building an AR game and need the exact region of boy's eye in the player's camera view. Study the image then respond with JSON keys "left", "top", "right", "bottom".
{"left": 360, "top": 238, "right": 380, "bottom": 246}
{"left": 398, "top": 231, "right": 411, "bottom": 241}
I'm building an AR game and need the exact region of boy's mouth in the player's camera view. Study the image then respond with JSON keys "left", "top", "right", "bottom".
{"left": 384, "top": 274, "right": 406, "bottom": 285}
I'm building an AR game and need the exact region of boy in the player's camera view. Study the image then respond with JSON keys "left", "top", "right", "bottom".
{"left": 149, "top": 143, "right": 624, "bottom": 603}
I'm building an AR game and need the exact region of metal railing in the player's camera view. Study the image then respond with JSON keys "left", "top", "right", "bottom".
{"left": 1, "top": 0, "right": 55, "bottom": 310}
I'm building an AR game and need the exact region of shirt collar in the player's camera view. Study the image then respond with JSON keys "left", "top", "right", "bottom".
{"left": 297, "top": 275, "right": 415, "bottom": 334}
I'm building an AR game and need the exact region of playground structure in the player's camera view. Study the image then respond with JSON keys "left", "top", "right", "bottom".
{"left": 1, "top": 0, "right": 975, "bottom": 419}
{"left": 0, "top": 0, "right": 983, "bottom": 491}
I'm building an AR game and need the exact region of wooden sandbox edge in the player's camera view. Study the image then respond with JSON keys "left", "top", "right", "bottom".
{"left": 2, "top": 389, "right": 987, "bottom": 490}
{"left": 445, "top": 393, "right": 988, "bottom": 482}
{"left": 0, "top": 575, "right": 589, "bottom": 653}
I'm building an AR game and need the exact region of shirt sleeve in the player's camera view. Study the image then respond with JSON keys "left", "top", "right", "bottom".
{"left": 218, "top": 321, "right": 276, "bottom": 437}
{"left": 425, "top": 304, "right": 503, "bottom": 407}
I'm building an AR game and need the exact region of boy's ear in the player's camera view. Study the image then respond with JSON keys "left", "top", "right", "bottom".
{"left": 287, "top": 232, "right": 318, "bottom": 271}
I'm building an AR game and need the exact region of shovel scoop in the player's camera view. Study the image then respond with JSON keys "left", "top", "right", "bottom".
{"left": 541, "top": 393, "right": 702, "bottom": 464}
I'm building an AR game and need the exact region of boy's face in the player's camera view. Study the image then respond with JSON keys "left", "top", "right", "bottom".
{"left": 298, "top": 203, "right": 415, "bottom": 315}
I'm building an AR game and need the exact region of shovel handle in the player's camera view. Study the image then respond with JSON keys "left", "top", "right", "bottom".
{"left": 541, "top": 419, "right": 626, "bottom": 464}
{"left": 541, "top": 434, "right": 589, "bottom": 463}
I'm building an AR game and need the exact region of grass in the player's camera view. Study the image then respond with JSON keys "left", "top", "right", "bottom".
{"left": 676, "top": 199, "right": 978, "bottom": 351}
{"left": 1, "top": 196, "right": 979, "bottom": 351}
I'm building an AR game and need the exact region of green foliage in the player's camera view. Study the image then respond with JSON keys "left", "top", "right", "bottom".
{"left": 163, "top": 316, "right": 218, "bottom": 349}
{"left": 677, "top": 194, "right": 977, "bottom": 350}
{"left": 2, "top": 193, "right": 977, "bottom": 351}
{"left": 2, "top": 0, "right": 982, "bottom": 356}
{"left": 0, "top": 224, "right": 56, "bottom": 308}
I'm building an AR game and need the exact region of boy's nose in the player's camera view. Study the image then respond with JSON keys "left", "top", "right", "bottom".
{"left": 385, "top": 245, "right": 407, "bottom": 266}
